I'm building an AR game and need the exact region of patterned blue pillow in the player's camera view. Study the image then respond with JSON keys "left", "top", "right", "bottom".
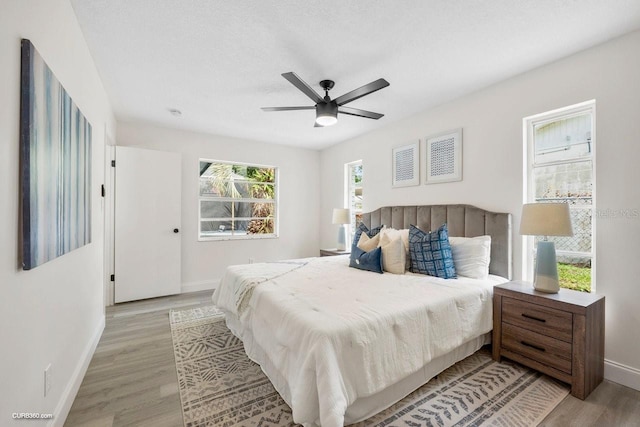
{"left": 409, "top": 224, "right": 457, "bottom": 279}
{"left": 352, "top": 223, "right": 384, "bottom": 247}
{"left": 349, "top": 244, "right": 384, "bottom": 274}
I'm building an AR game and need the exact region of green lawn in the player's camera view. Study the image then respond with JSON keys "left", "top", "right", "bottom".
{"left": 558, "top": 263, "right": 591, "bottom": 292}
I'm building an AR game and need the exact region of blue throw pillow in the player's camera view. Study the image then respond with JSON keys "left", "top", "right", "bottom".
{"left": 352, "top": 223, "right": 384, "bottom": 248}
{"left": 349, "top": 244, "right": 384, "bottom": 274}
{"left": 409, "top": 223, "right": 457, "bottom": 279}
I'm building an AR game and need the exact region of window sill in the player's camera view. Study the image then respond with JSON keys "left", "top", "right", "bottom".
{"left": 198, "top": 234, "right": 278, "bottom": 242}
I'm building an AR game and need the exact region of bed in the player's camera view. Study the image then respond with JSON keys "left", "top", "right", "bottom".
{"left": 212, "top": 204, "right": 512, "bottom": 427}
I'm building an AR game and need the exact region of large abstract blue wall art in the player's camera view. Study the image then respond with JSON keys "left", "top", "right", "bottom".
{"left": 20, "top": 39, "right": 92, "bottom": 270}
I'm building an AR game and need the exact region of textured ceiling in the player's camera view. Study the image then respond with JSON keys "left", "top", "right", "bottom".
{"left": 70, "top": 0, "right": 640, "bottom": 150}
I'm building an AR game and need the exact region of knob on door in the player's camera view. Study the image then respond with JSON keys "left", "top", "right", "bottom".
{"left": 173, "top": 228, "right": 179, "bottom": 233}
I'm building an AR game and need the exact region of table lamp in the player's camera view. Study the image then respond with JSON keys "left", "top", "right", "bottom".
{"left": 332, "top": 208, "right": 350, "bottom": 251}
{"left": 520, "top": 202, "right": 573, "bottom": 293}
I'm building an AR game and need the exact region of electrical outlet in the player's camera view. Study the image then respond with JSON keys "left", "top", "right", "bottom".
{"left": 248, "top": 258, "right": 255, "bottom": 264}
{"left": 44, "top": 364, "right": 52, "bottom": 397}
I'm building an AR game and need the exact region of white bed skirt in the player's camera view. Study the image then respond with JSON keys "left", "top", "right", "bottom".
{"left": 225, "top": 312, "right": 491, "bottom": 426}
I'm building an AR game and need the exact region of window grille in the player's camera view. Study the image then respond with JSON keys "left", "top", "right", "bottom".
{"left": 198, "top": 160, "right": 277, "bottom": 240}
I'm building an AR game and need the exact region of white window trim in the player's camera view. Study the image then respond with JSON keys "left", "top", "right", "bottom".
{"left": 522, "top": 100, "right": 596, "bottom": 289}
{"left": 344, "top": 160, "right": 363, "bottom": 240}
{"left": 198, "top": 159, "right": 279, "bottom": 241}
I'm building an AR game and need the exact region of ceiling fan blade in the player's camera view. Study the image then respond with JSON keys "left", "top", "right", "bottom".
{"left": 339, "top": 107, "right": 384, "bottom": 120}
{"left": 314, "top": 122, "right": 323, "bottom": 128}
{"left": 334, "top": 78, "right": 390, "bottom": 106}
{"left": 261, "top": 106, "right": 315, "bottom": 111}
{"left": 282, "top": 72, "right": 324, "bottom": 104}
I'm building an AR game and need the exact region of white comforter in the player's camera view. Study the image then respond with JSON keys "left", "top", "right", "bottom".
{"left": 212, "top": 255, "right": 506, "bottom": 427}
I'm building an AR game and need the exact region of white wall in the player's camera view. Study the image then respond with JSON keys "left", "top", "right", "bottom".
{"left": 320, "top": 31, "right": 640, "bottom": 389}
{"left": 0, "top": 0, "right": 115, "bottom": 425}
{"left": 116, "top": 122, "right": 321, "bottom": 291}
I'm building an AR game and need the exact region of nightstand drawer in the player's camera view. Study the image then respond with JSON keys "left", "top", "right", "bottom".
{"left": 502, "top": 297, "right": 573, "bottom": 342}
{"left": 502, "top": 323, "right": 572, "bottom": 374}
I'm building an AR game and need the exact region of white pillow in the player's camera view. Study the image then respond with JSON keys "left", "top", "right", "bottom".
{"left": 379, "top": 228, "right": 410, "bottom": 269}
{"left": 399, "top": 228, "right": 410, "bottom": 268}
{"left": 378, "top": 229, "right": 406, "bottom": 274}
{"left": 449, "top": 236, "right": 491, "bottom": 279}
{"left": 357, "top": 230, "right": 381, "bottom": 252}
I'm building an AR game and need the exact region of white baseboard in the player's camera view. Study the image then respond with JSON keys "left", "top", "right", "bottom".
{"left": 605, "top": 358, "right": 640, "bottom": 391}
{"left": 49, "top": 315, "right": 105, "bottom": 427}
{"left": 181, "top": 279, "right": 219, "bottom": 294}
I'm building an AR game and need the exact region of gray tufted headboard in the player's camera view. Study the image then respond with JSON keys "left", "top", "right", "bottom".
{"left": 361, "top": 205, "right": 512, "bottom": 279}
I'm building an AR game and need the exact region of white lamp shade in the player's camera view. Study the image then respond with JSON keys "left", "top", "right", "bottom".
{"left": 520, "top": 203, "right": 573, "bottom": 237}
{"left": 332, "top": 208, "right": 350, "bottom": 225}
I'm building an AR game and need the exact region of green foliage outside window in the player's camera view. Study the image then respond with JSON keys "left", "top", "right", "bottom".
{"left": 558, "top": 263, "right": 591, "bottom": 292}
{"left": 199, "top": 161, "right": 276, "bottom": 237}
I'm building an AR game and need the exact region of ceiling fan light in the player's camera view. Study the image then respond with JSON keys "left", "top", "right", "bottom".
{"left": 316, "top": 101, "right": 338, "bottom": 127}
{"left": 316, "top": 114, "right": 337, "bottom": 126}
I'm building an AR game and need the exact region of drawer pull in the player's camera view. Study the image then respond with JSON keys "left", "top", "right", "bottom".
{"left": 521, "top": 340, "right": 546, "bottom": 352}
{"left": 522, "top": 313, "right": 546, "bottom": 323}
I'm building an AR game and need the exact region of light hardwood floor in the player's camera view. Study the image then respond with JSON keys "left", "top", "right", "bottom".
{"left": 66, "top": 291, "right": 640, "bottom": 426}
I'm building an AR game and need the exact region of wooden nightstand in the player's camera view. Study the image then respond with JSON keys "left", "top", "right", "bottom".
{"left": 493, "top": 281, "right": 605, "bottom": 400}
{"left": 320, "top": 248, "right": 350, "bottom": 257}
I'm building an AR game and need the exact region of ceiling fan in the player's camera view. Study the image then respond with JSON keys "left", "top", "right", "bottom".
{"left": 262, "top": 72, "right": 390, "bottom": 127}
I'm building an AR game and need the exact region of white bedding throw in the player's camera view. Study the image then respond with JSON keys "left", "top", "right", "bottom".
{"left": 212, "top": 256, "right": 505, "bottom": 427}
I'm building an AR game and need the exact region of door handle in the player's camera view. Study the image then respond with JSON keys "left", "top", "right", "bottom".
{"left": 173, "top": 228, "right": 179, "bottom": 233}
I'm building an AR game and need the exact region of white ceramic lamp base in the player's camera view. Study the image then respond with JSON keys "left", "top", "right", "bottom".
{"left": 533, "top": 240, "right": 560, "bottom": 293}
{"left": 336, "top": 226, "right": 346, "bottom": 251}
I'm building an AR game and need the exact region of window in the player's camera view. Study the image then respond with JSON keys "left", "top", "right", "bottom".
{"left": 199, "top": 160, "right": 277, "bottom": 240}
{"left": 345, "top": 160, "right": 363, "bottom": 239}
{"left": 524, "top": 101, "right": 595, "bottom": 292}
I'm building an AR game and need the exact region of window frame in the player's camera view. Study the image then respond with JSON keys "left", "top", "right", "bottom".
{"left": 344, "top": 160, "right": 363, "bottom": 240}
{"left": 523, "top": 100, "right": 596, "bottom": 290}
{"left": 198, "top": 159, "right": 279, "bottom": 241}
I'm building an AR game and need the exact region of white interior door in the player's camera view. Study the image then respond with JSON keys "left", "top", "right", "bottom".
{"left": 104, "top": 141, "right": 115, "bottom": 306}
{"left": 114, "top": 146, "right": 181, "bottom": 303}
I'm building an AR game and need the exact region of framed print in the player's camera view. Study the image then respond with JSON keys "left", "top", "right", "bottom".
{"left": 392, "top": 142, "right": 419, "bottom": 187}
{"left": 424, "top": 128, "right": 462, "bottom": 184}
{"left": 20, "top": 39, "right": 93, "bottom": 270}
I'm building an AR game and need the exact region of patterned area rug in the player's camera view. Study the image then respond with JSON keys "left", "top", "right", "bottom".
{"left": 170, "top": 306, "right": 569, "bottom": 427}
